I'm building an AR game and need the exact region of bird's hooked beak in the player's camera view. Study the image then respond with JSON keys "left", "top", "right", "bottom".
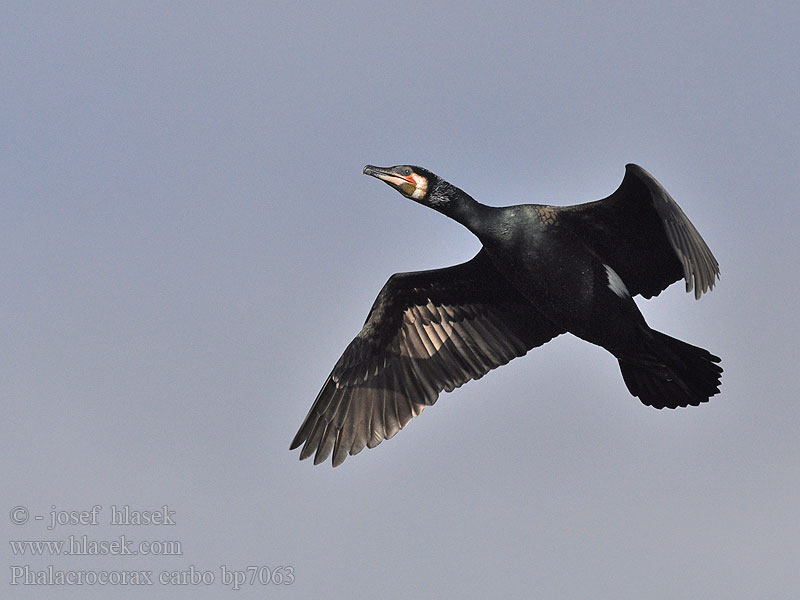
{"left": 363, "top": 165, "right": 419, "bottom": 198}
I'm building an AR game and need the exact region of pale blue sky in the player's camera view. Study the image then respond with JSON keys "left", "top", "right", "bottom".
{"left": 3, "top": 2, "right": 799, "bottom": 598}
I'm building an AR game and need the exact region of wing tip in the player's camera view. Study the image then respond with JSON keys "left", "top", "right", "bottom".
{"left": 685, "top": 264, "right": 721, "bottom": 300}
{"left": 290, "top": 423, "right": 311, "bottom": 451}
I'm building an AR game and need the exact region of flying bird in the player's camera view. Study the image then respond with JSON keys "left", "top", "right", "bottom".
{"left": 291, "top": 164, "right": 722, "bottom": 466}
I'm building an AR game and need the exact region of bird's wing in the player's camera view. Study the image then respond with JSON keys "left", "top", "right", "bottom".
{"left": 554, "top": 164, "right": 719, "bottom": 299}
{"left": 290, "top": 249, "right": 564, "bottom": 466}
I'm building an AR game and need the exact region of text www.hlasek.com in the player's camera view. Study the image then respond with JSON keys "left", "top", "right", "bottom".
{"left": 10, "top": 535, "right": 181, "bottom": 556}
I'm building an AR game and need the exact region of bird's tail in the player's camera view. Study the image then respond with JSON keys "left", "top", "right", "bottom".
{"left": 618, "top": 330, "right": 722, "bottom": 409}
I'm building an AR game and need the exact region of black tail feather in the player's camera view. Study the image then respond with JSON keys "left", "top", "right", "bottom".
{"left": 619, "top": 331, "right": 722, "bottom": 409}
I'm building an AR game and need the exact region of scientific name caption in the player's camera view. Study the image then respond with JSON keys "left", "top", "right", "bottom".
{"left": 8, "top": 505, "right": 294, "bottom": 588}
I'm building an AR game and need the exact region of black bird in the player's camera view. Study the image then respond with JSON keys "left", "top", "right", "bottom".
{"left": 291, "top": 164, "right": 722, "bottom": 466}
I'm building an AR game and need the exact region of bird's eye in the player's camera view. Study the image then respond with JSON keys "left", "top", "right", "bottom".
{"left": 403, "top": 168, "right": 412, "bottom": 176}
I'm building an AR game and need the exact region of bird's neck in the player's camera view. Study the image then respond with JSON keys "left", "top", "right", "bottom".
{"left": 434, "top": 182, "right": 497, "bottom": 237}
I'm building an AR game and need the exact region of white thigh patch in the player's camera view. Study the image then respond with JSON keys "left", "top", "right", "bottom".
{"left": 604, "top": 264, "right": 630, "bottom": 298}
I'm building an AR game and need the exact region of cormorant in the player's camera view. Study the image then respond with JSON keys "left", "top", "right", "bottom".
{"left": 291, "top": 164, "right": 722, "bottom": 466}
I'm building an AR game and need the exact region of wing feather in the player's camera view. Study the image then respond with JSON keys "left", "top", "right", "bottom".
{"left": 290, "top": 249, "right": 564, "bottom": 466}
{"left": 554, "top": 164, "right": 719, "bottom": 299}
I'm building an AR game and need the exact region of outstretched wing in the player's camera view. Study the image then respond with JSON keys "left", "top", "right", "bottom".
{"left": 555, "top": 164, "right": 719, "bottom": 299}
{"left": 291, "top": 249, "right": 564, "bottom": 467}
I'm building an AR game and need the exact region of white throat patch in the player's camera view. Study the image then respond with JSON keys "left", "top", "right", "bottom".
{"left": 410, "top": 174, "right": 428, "bottom": 200}
{"left": 604, "top": 264, "right": 630, "bottom": 298}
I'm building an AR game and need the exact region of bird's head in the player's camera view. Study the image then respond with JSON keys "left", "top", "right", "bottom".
{"left": 363, "top": 164, "right": 441, "bottom": 205}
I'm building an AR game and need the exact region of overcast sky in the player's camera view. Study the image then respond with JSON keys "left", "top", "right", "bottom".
{"left": 3, "top": 2, "right": 799, "bottom": 598}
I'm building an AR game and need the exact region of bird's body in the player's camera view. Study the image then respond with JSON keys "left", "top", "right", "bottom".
{"left": 292, "top": 164, "right": 722, "bottom": 466}
{"left": 476, "top": 204, "right": 651, "bottom": 353}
